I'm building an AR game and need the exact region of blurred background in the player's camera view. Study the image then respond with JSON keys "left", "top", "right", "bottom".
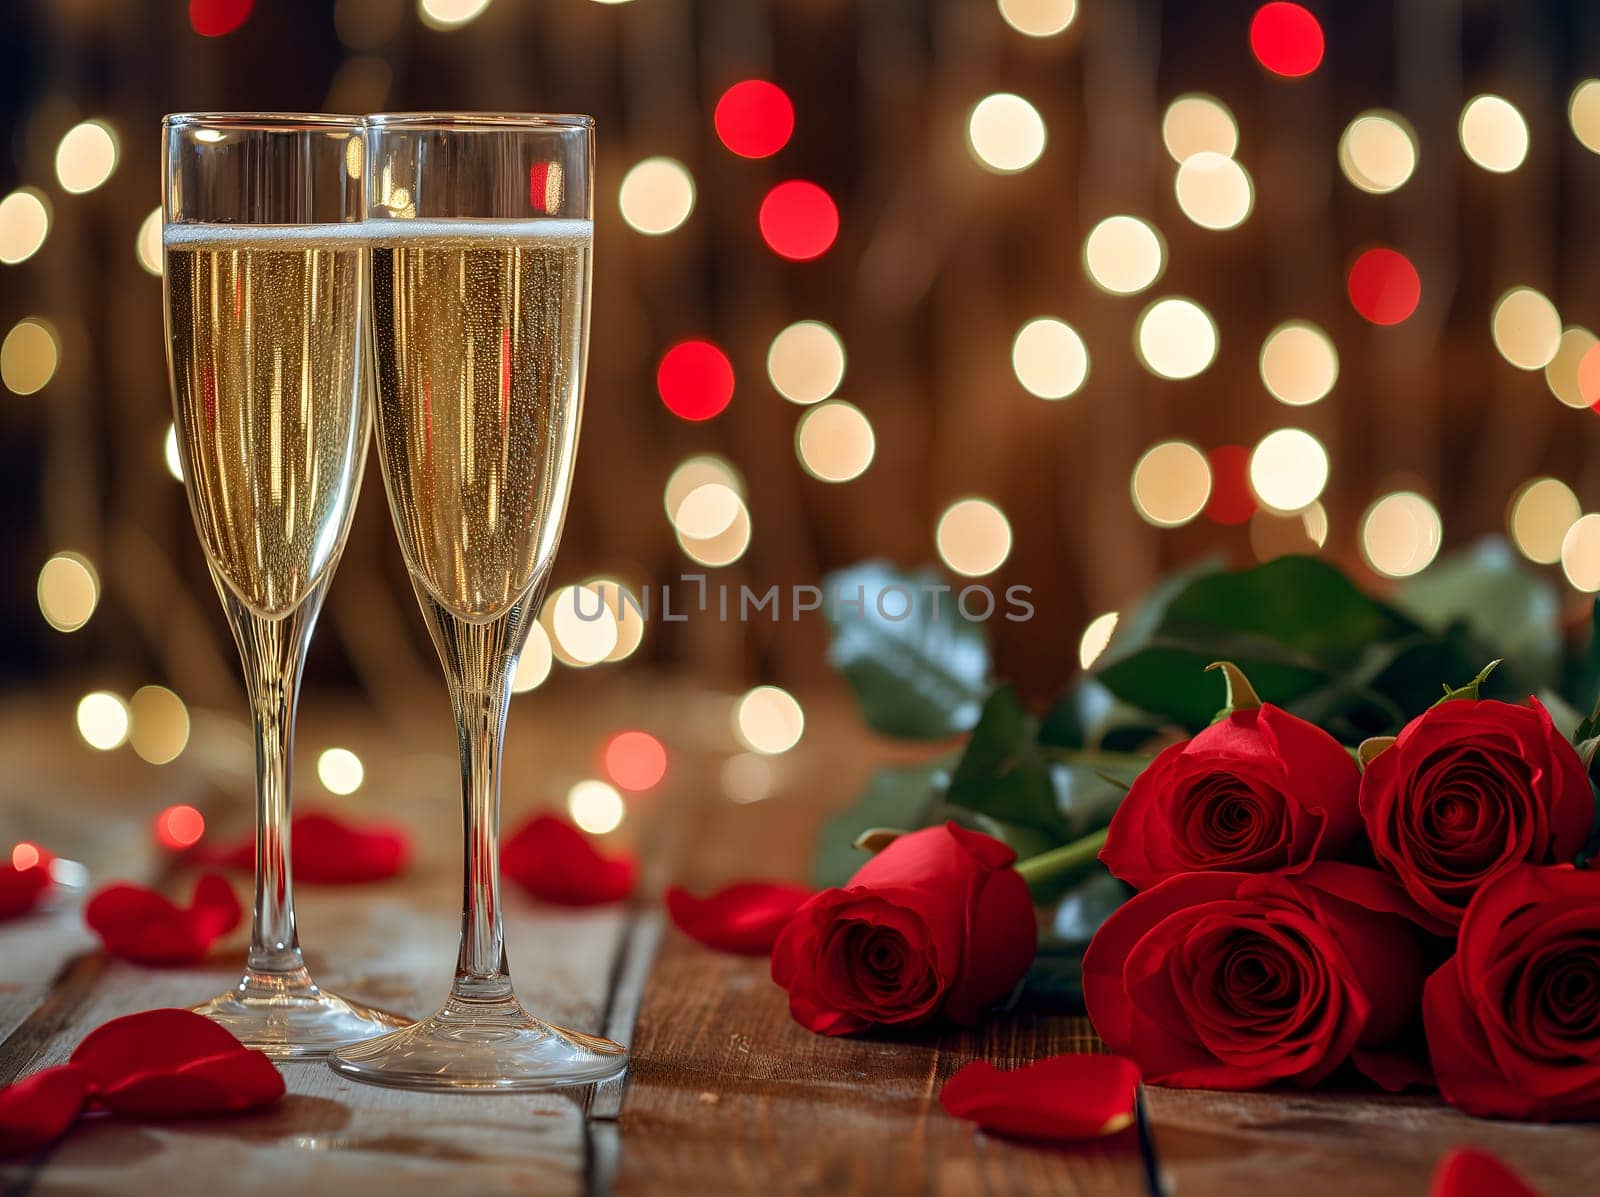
{"left": 3, "top": 0, "right": 1600, "bottom": 838}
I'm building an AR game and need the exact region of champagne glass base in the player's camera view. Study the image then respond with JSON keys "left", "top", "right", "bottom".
{"left": 192, "top": 975, "right": 412, "bottom": 1060}
{"left": 326, "top": 993, "right": 629, "bottom": 1092}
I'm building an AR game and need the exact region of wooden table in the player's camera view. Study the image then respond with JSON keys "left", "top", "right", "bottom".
{"left": 1, "top": 682, "right": 1595, "bottom": 1196}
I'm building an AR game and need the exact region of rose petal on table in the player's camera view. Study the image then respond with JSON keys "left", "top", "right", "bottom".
{"left": 71, "top": 1008, "right": 283, "bottom": 1118}
{"left": 940, "top": 1054, "right": 1142, "bottom": 1141}
{"left": 0, "top": 1064, "right": 88, "bottom": 1157}
{"left": 1428, "top": 1146, "right": 1542, "bottom": 1197}
{"left": 0, "top": 851, "right": 54, "bottom": 921}
{"left": 501, "top": 814, "right": 635, "bottom": 906}
{"left": 666, "top": 882, "right": 811, "bottom": 954}
{"left": 83, "top": 873, "right": 242, "bottom": 966}
{"left": 289, "top": 812, "right": 410, "bottom": 883}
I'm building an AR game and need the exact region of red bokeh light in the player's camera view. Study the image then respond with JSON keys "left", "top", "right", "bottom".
{"left": 189, "top": 0, "right": 254, "bottom": 38}
{"left": 1249, "top": 3, "right": 1324, "bottom": 78}
{"left": 11, "top": 842, "right": 41, "bottom": 871}
{"left": 1347, "top": 248, "right": 1421, "bottom": 326}
{"left": 758, "top": 181, "right": 839, "bottom": 262}
{"left": 714, "top": 81, "right": 796, "bottom": 159}
{"left": 1205, "top": 445, "right": 1257, "bottom": 525}
{"left": 657, "top": 341, "right": 735, "bottom": 422}
{"left": 154, "top": 804, "right": 206, "bottom": 851}
{"left": 603, "top": 731, "right": 668, "bottom": 793}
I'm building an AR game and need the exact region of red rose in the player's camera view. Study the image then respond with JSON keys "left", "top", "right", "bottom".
{"left": 1424, "top": 864, "right": 1600, "bottom": 1121}
{"left": 1359, "top": 698, "right": 1592, "bottom": 927}
{"left": 770, "top": 823, "right": 1035, "bottom": 1035}
{"left": 1083, "top": 863, "right": 1429, "bottom": 1090}
{"left": 1100, "top": 704, "right": 1361, "bottom": 890}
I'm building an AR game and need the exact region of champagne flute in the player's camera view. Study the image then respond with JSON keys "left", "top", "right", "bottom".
{"left": 328, "top": 114, "right": 626, "bottom": 1090}
{"left": 162, "top": 114, "right": 408, "bottom": 1056}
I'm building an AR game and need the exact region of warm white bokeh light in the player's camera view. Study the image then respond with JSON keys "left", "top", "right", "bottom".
{"left": 1175, "top": 152, "right": 1253, "bottom": 230}
{"left": 721, "top": 752, "right": 775, "bottom": 804}
{"left": 1131, "top": 441, "right": 1211, "bottom": 528}
{"left": 1136, "top": 297, "right": 1217, "bottom": 380}
{"left": 678, "top": 504, "right": 752, "bottom": 568}
{"left": 1250, "top": 429, "right": 1329, "bottom": 513}
{"left": 935, "top": 498, "right": 1013, "bottom": 577}
{"left": 1460, "top": 95, "right": 1529, "bottom": 173}
{"left": 1570, "top": 80, "right": 1600, "bottom": 153}
{"left": 593, "top": 579, "right": 645, "bottom": 663}
{"left": 0, "top": 189, "right": 50, "bottom": 265}
{"left": 76, "top": 691, "right": 130, "bottom": 751}
{"left": 796, "top": 400, "right": 876, "bottom": 483}
{"left": 734, "top": 686, "right": 805, "bottom": 755}
{"left": 997, "top": 0, "right": 1077, "bottom": 37}
{"left": 2, "top": 318, "right": 60, "bottom": 396}
{"left": 1011, "top": 317, "right": 1089, "bottom": 399}
{"left": 1082, "top": 215, "right": 1164, "bottom": 295}
{"left": 1361, "top": 492, "right": 1442, "bottom": 578}
{"left": 967, "top": 93, "right": 1047, "bottom": 173}
{"left": 418, "top": 0, "right": 492, "bottom": 29}
{"left": 1546, "top": 328, "right": 1597, "bottom": 409}
{"left": 164, "top": 423, "right": 184, "bottom": 481}
{"left": 1259, "top": 321, "right": 1338, "bottom": 406}
{"left": 674, "top": 482, "right": 743, "bottom": 539}
{"left": 1509, "top": 477, "right": 1581, "bottom": 565}
{"left": 129, "top": 686, "right": 189, "bottom": 766}
{"left": 568, "top": 779, "right": 626, "bottom": 834}
{"left": 548, "top": 583, "right": 620, "bottom": 666}
{"left": 511, "top": 621, "right": 554, "bottom": 692}
{"left": 317, "top": 747, "right": 365, "bottom": 794}
{"left": 1561, "top": 514, "right": 1600, "bottom": 592}
{"left": 618, "top": 156, "right": 695, "bottom": 235}
{"left": 1078, "top": 611, "right": 1119, "bottom": 670}
{"left": 1338, "top": 112, "right": 1418, "bottom": 194}
{"left": 37, "top": 552, "right": 99, "bottom": 633}
{"left": 1162, "top": 94, "right": 1238, "bottom": 162}
{"left": 1491, "top": 287, "right": 1561, "bottom": 371}
{"left": 767, "top": 321, "right": 845, "bottom": 405}
{"left": 664, "top": 455, "right": 743, "bottom": 525}
{"left": 56, "top": 121, "right": 118, "bottom": 194}
{"left": 135, "top": 207, "right": 162, "bottom": 275}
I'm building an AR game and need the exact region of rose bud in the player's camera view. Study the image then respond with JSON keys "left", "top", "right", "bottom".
{"left": 1424, "top": 864, "right": 1600, "bottom": 1121}
{"left": 770, "top": 823, "right": 1035, "bottom": 1036}
{"left": 1359, "top": 697, "right": 1592, "bottom": 927}
{"left": 1100, "top": 665, "right": 1361, "bottom": 891}
{"left": 1083, "top": 863, "right": 1431, "bottom": 1090}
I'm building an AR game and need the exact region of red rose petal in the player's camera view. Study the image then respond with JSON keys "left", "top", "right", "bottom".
{"left": 666, "top": 881, "right": 811, "bottom": 955}
{"left": 84, "top": 873, "right": 242, "bottom": 966}
{"left": 0, "top": 1064, "right": 88, "bottom": 1157}
{"left": 202, "top": 812, "right": 410, "bottom": 883}
{"left": 1428, "top": 1147, "right": 1541, "bottom": 1197}
{"left": 501, "top": 814, "right": 635, "bottom": 906}
{"left": 940, "top": 1054, "right": 1142, "bottom": 1141}
{"left": 0, "top": 847, "right": 54, "bottom": 921}
{"left": 71, "top": 1008, "right": 283, "bottom": 1119}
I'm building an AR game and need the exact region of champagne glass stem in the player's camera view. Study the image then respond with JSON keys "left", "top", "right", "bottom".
{"left": 449, "top": 675, "right": 512, "bottom": 1001}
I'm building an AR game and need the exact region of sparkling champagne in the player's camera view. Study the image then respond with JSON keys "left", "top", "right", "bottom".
{"left": 164, "top": 225, "right": 368, "bottom": 618}
{"left": 368, "top": 219, "right": 590, "bottom": 622}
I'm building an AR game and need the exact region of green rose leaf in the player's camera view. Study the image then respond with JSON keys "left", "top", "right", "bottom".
{"left": 946, "top": 685, "right": 1058, "bottom": 833}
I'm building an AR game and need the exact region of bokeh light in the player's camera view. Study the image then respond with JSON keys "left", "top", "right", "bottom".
{"left": 768, "top": 321, "right": 845, "bottom": 404}
{"left": 11, "top": 843, "right": 41, "bottom": 871}
{"left": 77, "top": 691, "right": 130, "bottom": 751}
{"left": 796, "top": 401, "right": 876, "bottom": 483}
{"left": 1135, "top": 297, "right": 1217, "bottom": 379}
{"left": 734, "top": 686, "right": 805, "bottom": 755}
{"left": 967, "top": 94, "right": 1047, "bottom": 173}
{"left": 129, "top": 685, "right": 190, "bottom": 766}
{"left": 657, "top": 340, "right": 734, "bottom": 421}
{"left": 603, "top": 730, "right": 667, "bottom": 792}
{"left": 619, "top": 156, "right": 695, "bottom": 236}
{"left": 190, "top": 0, "right": 254, "bottom": 36}
{"left": 567, "top": 779, "right": 625, "bottom": 834}
{"left": 164, "top": 424, "right": 184, "bottom": 481}
{"left": 678, "top": 504, "right": 752, "bottom": 567}
{"left": 997, "top": 0, "right": 1077, "bottom": 37}
{"left": 1361, "top": 492, "right": 1442, "bottom": 578}
{"left": 547, "top": 583, "right": 620, "bottom": 666}
{"left": 1011, "top": 317, "right": 1089, "bottom": 399}
{"left": 1249, "top": 429, "right": 1329, "bottom": 513}
{"left": 1175, "top": 152, "right": 1253, "bottom": 230}
{"left": 135, "top": 208, "right": 163, "bottom": 275}
{"left": 1491, "top": 287, "right": 1561, "bottom": 371}
{"left": 1338, "top": 111, "right": 1418, "bottom": 194}
{"left": 418, "top": 0, "right": 491, "bottom": 30}
{"left": 1347, "top": 248, "right": 1421, "bottom": 325}
{"left": 758, "top": 180, "right": 839, "bottom": 260}
{"left": 1205, "top": 444, "right": 1257, "bottom": 525}
{"left": 598, "top": 580, "right": 646, "bottom": 662}
{"left": 2, "top": 318, "right": 60, "bottom": 395}
{"left": 674, "top": 482, "right": 744, "bottom": 539}
{"left": 721, "top": 752, "right": 775, "bottom": 804}
{"left": 1545, "top": 328, "right": 1597, "bottom": 409}
{"left": 1460, "top": 95, "right": 1529, "bottom": 173}
{"left": 665, "top": 456, "right": 743, "bottom": 525}
{"left": 0, "top": 189, "right": 50, "bottom": 265}
{"left": 714, "top": 80, "right": 795, "bottom": 159}
{"left": 154, "top": 804, "right": 205, "bottom": 851}
{"left": 1250, "top": 2, "right": 1324, "bottom": 77}
{"left": 1131, "top": 441, "right": 1211, "bottom": 528}
{"left": 935, "top": 498, "right": 1013, "bottom": 576}
{"left": 1259, "top": 321, "right": 1338, "bottom": 406}
{"left": 1078, "top": 611, "right": 1118, "bottom": 670}
{"left": 1082, "top": 215, "right": 1164, "bottom": 295}
{"left": 1162, "top": 94, "right": 1238, "bottom": 162}
{"left": 511, "top": 621, "right": 554, "bottom": 692}
{"left": 55, "top": 120, "right": 118, "bottom": 194}
{"left": 317, "top": 747, "right": 365, "bottom": 795}
{"left": 37, "top": 552, "right": 98, "bottom": 633}
{"left": 1561, "top": 515, "right": 1600, "bottom": 592}
{"left": 1508, "top": 477, "right": 1580, "bottom": 565}
{"left": 1570, "top": 80, "right": 1600, "bottom": 153}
